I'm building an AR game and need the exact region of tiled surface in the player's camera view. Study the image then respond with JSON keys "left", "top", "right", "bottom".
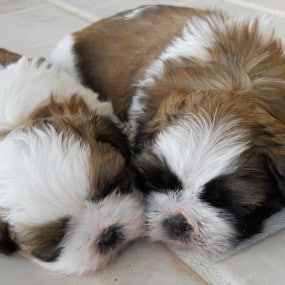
{"left": 0, "top": 0, "right": 41, "bottom": 15}
{"left": 0, "top": 240, "right": 206, "bottom": 285}
{"left": 0, "top": 2, "right": 88, "bottom": 57}
{"left": 1, "top": 0, "right": 285, "bottom": 284}
{"left": 58, "top": 0, "right": 197, "bottom": 18}
{"left": 217, "top": 229, "right": 285, "bottom": 285}
{"left": 230, "top": 0, "right": 285, "bottom": 12}
{"left": 0, "top": 239, "right": 206, "bottom": 285}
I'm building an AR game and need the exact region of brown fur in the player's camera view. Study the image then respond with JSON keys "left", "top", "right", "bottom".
{"left": 0, "top": 48, "right": 21, "bottom": 67}
{"left": 18, "top": 218, "right": 70, "bottom": 262}
{"left": 73, "top": 6, "right": 220, "bottom": 121}
{"left": 28, "top": 94, "right": 131, "bottom": 201}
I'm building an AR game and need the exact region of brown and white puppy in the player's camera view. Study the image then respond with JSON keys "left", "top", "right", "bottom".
{"left": 50, "top": 5, "right": 285, "bottom": 254}
{"left": 0, "top": 48, "right": 144, "bottom": 274}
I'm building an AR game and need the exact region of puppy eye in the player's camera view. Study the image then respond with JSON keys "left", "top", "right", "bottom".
{"left": 135, "top": 166, "right": 183, "bottom": 194}
{"left": 200, "top": 176, "right": 232, "bottom": 209}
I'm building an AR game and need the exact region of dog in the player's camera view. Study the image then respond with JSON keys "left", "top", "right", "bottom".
{"left": 50, "top": 5, "right": 285, "bottom": 255}
{"left": 0, "top": 48, "right": 144, "bottom": 274}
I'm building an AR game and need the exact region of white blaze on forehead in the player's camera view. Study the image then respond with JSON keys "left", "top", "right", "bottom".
{"left": 0, "top": 126, "right": 90, "bottom": 225}
{"left": 152, "top": 116, "right": 248, "bottom": 194}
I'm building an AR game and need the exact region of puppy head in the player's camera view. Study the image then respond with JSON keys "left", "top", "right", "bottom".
{"left": 0, "top": 60, "right": 144, "bottom": 275}
{"left": 0, "top": 114, "right": 144, "bottom": 274}
{"left": 133, "top": 90, "right": 285, "bottom": 254}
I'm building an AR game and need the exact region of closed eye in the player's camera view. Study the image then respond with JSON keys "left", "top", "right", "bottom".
{"left": 134, "top": 153, "right": 183, "bottom": 194}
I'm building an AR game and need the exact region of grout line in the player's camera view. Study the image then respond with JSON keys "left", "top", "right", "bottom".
{"left": 44, "top": 0, "right": 100, "bottom": 22}
{"left": 225, "top": 0, "right": 285, "bottom": 18}
{"left": 0, "top": 5, "right": 45, "bottom": 18}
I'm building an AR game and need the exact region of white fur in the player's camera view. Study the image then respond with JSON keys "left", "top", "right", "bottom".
{"left": 36, "top": 191, "right": 144, "bottom": 275}
{"left": 146, "top": 116, "right": 249, "bottom": 252}
{"left": 0, "top": 57, "right": 112, "bottom": 133}
{"left": 49, "top": 34, "right": 81, "bottom": 83}
{"left": 228, "top": 14, "right": 275, "bottom": 43}
{"left": 0, "top": 126, "right": 90, "bottom": 225}
{"left": 153, "top": 116, "right": 248, "bottom": 193}
{"left": 123, "top": 5, "right": 154, "bottom": 20}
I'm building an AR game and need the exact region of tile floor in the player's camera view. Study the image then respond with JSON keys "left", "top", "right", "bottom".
{"left": 1, "top": 0, "right": 285, "bottom": 284}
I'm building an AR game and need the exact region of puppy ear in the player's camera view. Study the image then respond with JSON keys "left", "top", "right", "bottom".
{"left": 89, "top": 149, "right": 133, "bottom": 201}
{"left": 254, "top": 121, "right": 285, "bottom": 201}
{"left": 0, "top": 220, "right": 19, "bottom": 255}
{"left": 90, "top": 115, "right": 131, "bottom": 162}
{"left": 24, "top": 217, "right": 70, "bottom": 262}
{"left": 267, "top": 154, "right": 285, "bottom": 200}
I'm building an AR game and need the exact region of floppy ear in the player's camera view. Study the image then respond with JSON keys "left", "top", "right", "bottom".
{"left": 90, "top": 115, "right": 131, "bottom": 162}
{"left": 276, "top": 163, "right": 285, "bottom": 199}
{"left": 0, "top": 220, "right": 19, "bottom": 255}
{"left": 254, "top": 119, "right": 285, "bottom": 201}
{"left": 267, "top": 154, "right": 285, "bottom": 200}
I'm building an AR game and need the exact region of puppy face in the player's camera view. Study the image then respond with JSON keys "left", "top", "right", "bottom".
{"left": 134, "top": 90, "right": 285, "bottom": 254}
{"left": 0, "top": 58, "right": 144, "bottom": 275}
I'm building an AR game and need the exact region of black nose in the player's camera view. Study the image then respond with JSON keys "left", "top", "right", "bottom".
{"left": 98, "top": 225, "right": 124, "bottom": 254}
{"left": 162, "top": 214, "right": 193, "bottom": 240}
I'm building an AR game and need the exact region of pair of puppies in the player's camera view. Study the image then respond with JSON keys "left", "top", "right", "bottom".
{"left": 1, "top": 4, "right": 285, "bottom": 275}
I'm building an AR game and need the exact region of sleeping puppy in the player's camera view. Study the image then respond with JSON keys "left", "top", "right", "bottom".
{"left": 0, "top": 48, "right": 144, "bottom": 275}
{"left": 50, "top": 5, "right": 285, "bottom": 255}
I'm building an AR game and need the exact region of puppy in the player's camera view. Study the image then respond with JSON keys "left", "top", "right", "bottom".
{"left": 50, "top": 5, "right": 285, "bottom": 255}
{"left": 0, "top": 48, "right": 144, "bottom": 275}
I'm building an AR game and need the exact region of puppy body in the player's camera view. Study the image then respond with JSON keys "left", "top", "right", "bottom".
{"left": 0, "top": 51, "right": 144, "bottom": 274}
{"left": 51, "top": 6, "right": 285, "bottom": 254}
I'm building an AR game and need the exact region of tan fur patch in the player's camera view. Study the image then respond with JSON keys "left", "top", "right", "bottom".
{"left": 0, "top": 48, "right": 21, "bottom": 67}
{"left": 17, "top": 217, "right": 70, "bottom": 262}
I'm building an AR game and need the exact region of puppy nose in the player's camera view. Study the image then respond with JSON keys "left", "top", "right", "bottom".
{"left": 98, "top": 225, "right": 124, "bottom": 254}
{"left": 163, "top": 214, "right": 193, "bottom": 239}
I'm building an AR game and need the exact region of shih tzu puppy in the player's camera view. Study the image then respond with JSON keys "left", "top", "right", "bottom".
{"left": 50, "top": 5, "right": 285, "bottom": 255}
{"left": 0, "top": 48, "right": 144, "bottom": 275}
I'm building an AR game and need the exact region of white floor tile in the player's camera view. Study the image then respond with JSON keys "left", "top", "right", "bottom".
{"left": 57, "top": 0, "right": 196, "bottom": 18}
{"left": 217, "top": 229, "right": 285, "bottom": 285}
{"left": 0, "top": 0, "right": 42, "bottom": 15}
{"left": 228, "top": 0, "right": 285, "bottom": 12}
{"left": 0, "top": 239, "right": 206, "bottom": 285}
{"left": 0, "top": 3, "right": 89, "bottom": 57}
